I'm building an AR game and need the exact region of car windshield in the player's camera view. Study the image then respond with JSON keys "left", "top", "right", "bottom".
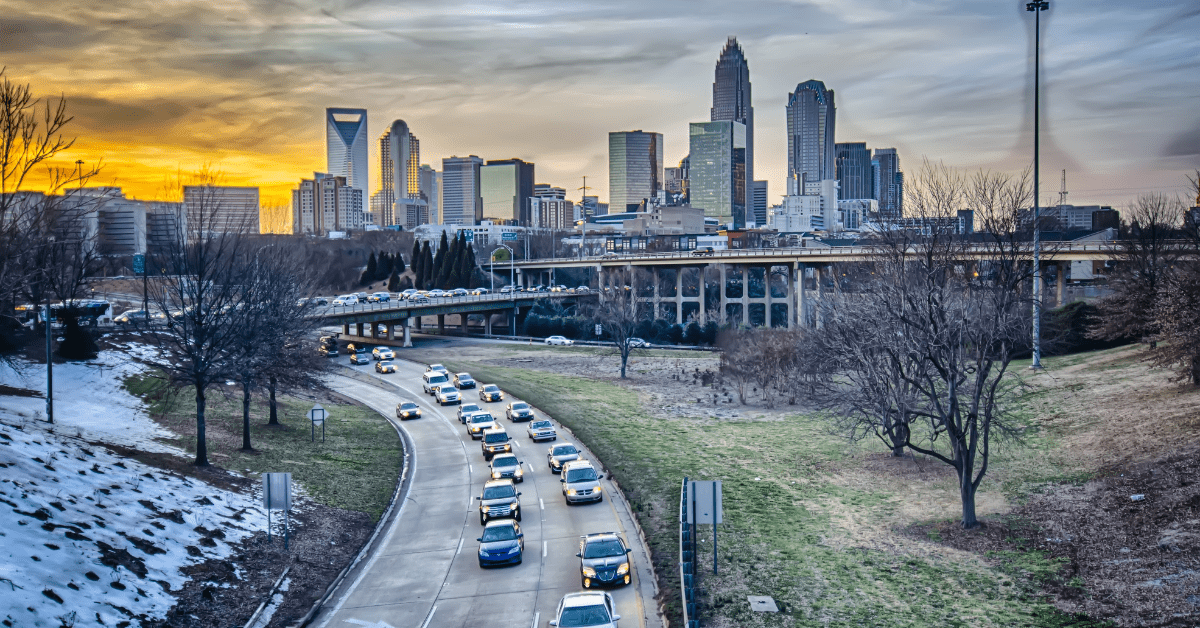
{"left": 483, "top": 385, "right": 500, "bottom": 392}
{"left": 485, "top": 433, "right": 509, "bottom": 444}
{"left": 583, "top": 539, "right": 626, "bottom": 559}
{"left": 471, "top": 414, "right": 494, "bottom": 424}
{"left": 565, "top": 467, "right": 598, "bottom": 483}
{"left": 492, "top": 456, "right": 517, "bottom": 467}
{"left": 553, "top": 445, "right": 578, "bottom": 456}
{"left": 480, "top": 525, "right": 517, "bottom": 542}
{"left": 439, "top": 385, "right": 456, "bottom": 393}
{"left": 457, "top": 373, "right": 471, "bottom": 379}
{"left": 531, "top": 420, "right": 552, "bottom": 429}
{"left": 428, "top": 375, "right": 448, "bottom": 384}
{"left": 512, "top": 403, "right": 529, "bottom": 410}
{"left": 482, "top": 485, "right": 515, "bottom": 500}
{"left": 558, "top": 605, "right": 611, "bottom": 627}
{"left": 462, "top": 404, "right": 480, "bottom": 412}
{"left": 379, "top": 360, "right": 393, "bottom": 365}
{"left": 400, "top": 403, "right": 417, "bottom": 410}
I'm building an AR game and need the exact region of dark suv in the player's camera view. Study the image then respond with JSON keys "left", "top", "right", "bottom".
{"left": 476, "top": 479, "right": 522, "bottom": 526}
{"left": 577, "top": 532, "right": 633, "bottom": 588}
{"left": 481, "top": 428, "right": 512, "bottom": 460}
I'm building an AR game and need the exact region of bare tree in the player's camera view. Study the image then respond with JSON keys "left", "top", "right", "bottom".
{"left": 716, "top": 329, "right": 756, "bottom": 404}
{"left": 146, "top": 172, "right": 254, "bottom": 466}
{"left": 588, "top": 277, "right": 650, "bottom": 379}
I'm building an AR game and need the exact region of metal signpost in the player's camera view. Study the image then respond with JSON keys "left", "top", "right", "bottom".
{"left": 687, "top": 480, "right": 723, "bottom": 574}
{"left": 133, "top": 253, "right": 149, "bottom": 317}
{"left": 308, "top": 404, "right": 327, "bottom": 443}
{"left": 595, "top": 324, "right": 603, "bottom": 337}
{"left": 263, "top": 472, "right": 293, "bottom": 549}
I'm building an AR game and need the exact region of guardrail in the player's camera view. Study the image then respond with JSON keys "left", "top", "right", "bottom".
{"left": 680, "top": 477, "right": 699, "bottom": 628}
{"left": 310, "top": 290, "right": 595, "bottom": 318}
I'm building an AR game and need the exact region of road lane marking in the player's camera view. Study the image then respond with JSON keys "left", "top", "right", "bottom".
{"left": 532, "top": 612, "right": 539, "bottom": 628}
{"left": 418, "top": 605, "right": 437, "bottom": 628}
{"left": 468, "top": 497, "right": 474, "bottom": 510}
{"left": 528, "top": 463, "right": 535, "bottom": 474}
{"left": 456, "top": 538, "right": 464, "bottom": 555}
{"left": 540, "top": 498, "right": 545, "bottom": 511}
{"left": 542, "top": 541, "right": 547, "bottom": 557}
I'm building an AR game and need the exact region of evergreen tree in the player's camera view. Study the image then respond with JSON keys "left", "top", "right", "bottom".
{"left": 361, "top": 251, "right": 377, "bottom": 286}
{"left": 411, "top": 240, "right": 421, "bottom": 279}
{"left": 387, "top": 267, "right": 400, "bottom": 292}
{"left": 433, "top": 231, "right": 450, "bottom": 288}
{"left": 395, "top": 250, "right": 406, "bottom": 274}
{"left": 421, "top": 242, "right": 434, "bottom": 289}
{"left": 462, "top": 242, "right": 477, "bottom": 288}
{"left": 377, "top": 252, "right": 392, "bottom": 280}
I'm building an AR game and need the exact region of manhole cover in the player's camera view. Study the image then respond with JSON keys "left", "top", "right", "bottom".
{"left": 748, "top": 596, "right": 778, "bottom": 612}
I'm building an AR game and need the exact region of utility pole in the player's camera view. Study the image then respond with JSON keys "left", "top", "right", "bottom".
{"left": 1027, "top": 0, "right": 1049, "bottom": 370}
{"left": 577, "top": 176, "right": 592, "bottom": 262}
{"left": 1058, "top": 170, "right": 1068, "bottom": 208}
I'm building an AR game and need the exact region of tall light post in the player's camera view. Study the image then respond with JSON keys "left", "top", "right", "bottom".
{"left": 490, "top": 244, "right": 515, "bottom": 294}
{"left": 1027, "top": 0, "right": 1049, "bottom": 370}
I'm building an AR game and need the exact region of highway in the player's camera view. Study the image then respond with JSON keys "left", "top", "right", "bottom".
{"left": 312, "top": 356, "right": 661, "bottom": 628}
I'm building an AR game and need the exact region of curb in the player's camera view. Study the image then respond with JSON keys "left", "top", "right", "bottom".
{"left": 243, "top": 565, "right": 291, "bottom": 628}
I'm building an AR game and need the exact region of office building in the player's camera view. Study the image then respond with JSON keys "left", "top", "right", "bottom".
{"left": 580, "top": 195, "right": 607, "bottom": 219}
{"left": 292, "top": 173, "right": 365, "bottom": 235}
{"left": 325, "top": 108, "right": 369, "bottom": 194}
{"left": 712, "top": 38, "right": 756, "bottom": 223}
{"left": 688, "top": 121, "right": 747, "bottom": 229}
{"left": 419, "top": 165, "right": 440, "bottom": 225}
{"left": 835, "top": 142, "right": 873, "bottom": 201}
{"left": 837, "top": 199, "right": 876, "bottom": 231}
{"left": 751, "top": 181, "right": 767, "bottom": 228}
{"left": 480, "top": 158, "right": 535, "bottom": 225}
{"left": 873, "top": 148, "right": 903, "bottom": 218}
{"left": 608, "top": 131, "right": 663, "bottom": 213}
{"left": 372, "top": 120, "right": 420, "bottom": 226}
{"left": 534, "top": 184, "right": 566, "bottom": 200}
{"left": 182, "top": 185, "right": 259, "bottom": 234}
{"left": 441, "top": 156, "right": 484, "bottom": 226}
{"left": 530, "top": 197, "right": 575, "bottom": 229}
{"left": 786, "top": 80, "right": 836, "bottom": 192}
{"left": 768, "top": 179, "right": 839, "bottom": 232}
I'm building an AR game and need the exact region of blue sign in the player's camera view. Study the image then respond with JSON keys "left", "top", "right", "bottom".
{"left": 132, "top": 254, "right": 145, "bottom": 274}
{"left": 462, "top": 230, "right": 474, "bottom": 242}
{"left": 502, "top": 232, "right": 518, "bottom": 241}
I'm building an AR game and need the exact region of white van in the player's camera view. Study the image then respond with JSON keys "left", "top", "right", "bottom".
{"left": 333, "top": 294, "right": 359, "bottom": 306}
{"left": 422, "top": 370, "right": 451, "bottom": 394}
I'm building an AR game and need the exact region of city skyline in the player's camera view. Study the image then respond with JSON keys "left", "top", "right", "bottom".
{"left": 6, "top": 1, "right": 1197, "bottom": 214}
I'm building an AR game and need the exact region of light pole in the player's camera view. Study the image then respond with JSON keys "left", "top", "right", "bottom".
{"left": 1027, "top": 0, "right": 1049, "bottom": 369}
{"left": 44, "top": 234, "right": 56, "bottom": 424}
{"left": 490, "top": 244, "right": 514, "bottom": 294}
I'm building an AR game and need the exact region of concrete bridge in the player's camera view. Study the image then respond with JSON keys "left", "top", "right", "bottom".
{"left": 314, "top": 291, "right": 596, "bottom": 346}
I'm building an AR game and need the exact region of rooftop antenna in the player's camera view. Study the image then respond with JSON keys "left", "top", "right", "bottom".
{"left": 1058, "top": 169, "right": 1068, "bottom": 208}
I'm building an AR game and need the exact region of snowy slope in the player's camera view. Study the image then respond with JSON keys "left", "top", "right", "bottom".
{"left": 0, "top": 409, "right": 269, "bottom": 627}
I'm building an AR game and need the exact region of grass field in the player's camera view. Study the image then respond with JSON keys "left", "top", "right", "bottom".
{"left": 122, "top": 373, "right": 402, "bottom": 521}
{"left": 405, "top": 344, "right": 1137, "bottom": 628}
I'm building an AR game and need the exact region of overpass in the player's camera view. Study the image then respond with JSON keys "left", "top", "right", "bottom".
{"left": 313, "top": 291, "right": 596, "bottom": 346}
{"left": 491, "top": 241, "right": 1119, "bottom": 329}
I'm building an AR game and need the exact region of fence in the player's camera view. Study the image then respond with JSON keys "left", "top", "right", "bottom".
{"left": 679, "top": 477, "right": 699, "bottom": 627}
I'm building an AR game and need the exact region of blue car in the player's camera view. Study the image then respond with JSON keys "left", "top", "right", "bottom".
{"left": 477, "top": 519, "right": 524, "bottom": 568}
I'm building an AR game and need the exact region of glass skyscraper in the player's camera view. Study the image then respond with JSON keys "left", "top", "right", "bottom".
{"left": 786, "top": 81, "right": 836, "bottom": 191}
{"left": 688, "top": 121, "right": 747, "bottom": 229}
{"left": 325, "top": 108, "right": 369, "bottom": 194}
{"left": 711, "top": 38, "right": 756, "bottom": 224}
{"left": 872, "top": 148, "right": 904, "bottom": 218}
{"left": 835, "top": 142, "right": 873, "bottom": 200}
{"left": 480, "top": 158, "right": 535, "bottom": 225}
{"left": 442, "top": 156, "right": 484, "bottom": 226}
{"left": 608, "top": 131, "right": 663, "bottom": 213}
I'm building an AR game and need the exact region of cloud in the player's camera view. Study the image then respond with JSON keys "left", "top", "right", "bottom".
{"left": 1163, "top": 125, "right": 1200, "bottom": 158}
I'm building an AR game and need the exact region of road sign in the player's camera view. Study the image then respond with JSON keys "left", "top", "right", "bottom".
{"left": 462, "top": 230, "right": 474, "bottom": 242}
{"left": 502, "top": 232, "right": 518, "bottom": 241}
{"left": 308, "top": 404, "right": 327, "bottom": 442}
{"left": 263, "top": 472, "right": 293, "bottom": 548}
{"left": 595, "top": 324, "right": 603, "bottom": 336}
{"left": 132, "top": 254, "right": 145, "bottom": 274}
{"left": 688, "top": 480, "right": 723, "bottom": 524}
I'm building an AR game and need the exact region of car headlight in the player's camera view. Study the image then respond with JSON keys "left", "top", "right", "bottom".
{"left": 567, "top": 488, "right": 577, "bottom": 496}
{"left": 479, "top": 548, "right": 490, "bottom": 556}
{"left": 594, "top": 485, "right": 602, "bottom": 492}
{"left": 551, "top": 459, "right": 561, "bottom": 468}
{"left": 617, "top": 562, "right": 629, "bottom": 575}
{"left": 507, "top": 546, "right": 520, "bottom": 554}
{"left": 505, "top": 445, "right": 512, "bottom": 451}
{"left": 582, "top": 567, "right": 596, "bottom": 577}
{"left": 514, "top": 468, "right": 523, "bottom": 476}
{"left": 492, "top": 470, "right": 502, "bottom": 479}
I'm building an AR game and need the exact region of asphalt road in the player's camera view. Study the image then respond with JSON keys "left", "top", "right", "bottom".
{"left": 312, "top": 356, "right": 661, "bottom": 628}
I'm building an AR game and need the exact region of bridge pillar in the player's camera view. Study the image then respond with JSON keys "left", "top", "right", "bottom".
{"left": 675, "top": 269, "right": 684, "bottom": 325}
{"left": 765, "top": 266, "right": 773, "bottom": 328}
{"left": 342, "top": 323, "right": 350, "bottom": 336}
{"left": 798, "top": 264, "right": 808, "bottom": 329}
{"left": 385, "top": 322, "right": 394, "bottom": 341}
{"left": 740, "top": 266, "right": 749, "bottom": 328}
{"left": 460, "top": 313, "right": 469, "bottom": 335}
{"left": 511, "top": 306, "right": 518, "bottom": 336}
{"left": 652, "top": 270, "right": 661, "bottom": 320}
{"left": 438, "top": 314, "right": 445, "bottom": 335}
{"left": 485, "top": 312, "right": 494, "bottom": 336}
{"left": 718, "top": 264, "right": 727, "bottom": 325}
{"left": 370, "top": 323, "right": 379, "bottom": 339}
{"left": 355, "top": 322, "right": 364, "bottom": 337}
{"left": 403, "top": 318, "right": 412, "bottom": 348}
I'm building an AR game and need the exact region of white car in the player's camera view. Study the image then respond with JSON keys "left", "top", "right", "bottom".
{"left": 627, "top": 338, "right": 650, "bottom": 348}
{"left": 545, "top": 336, "right": 573, "bottom": 346}
{"left": 428, "top": 289, "right": 447, "bottom": 298}
{"left": 549, "top": 591, "right": 620, "bottom": 627}
{"left": 428, "top": 363, "right": 449, "bottom": 375}
{"left": 435, "top": 384, "right": 461, "bottom": 406}
{"left": 332, "top": 294, "right": 359, "bottom": 306}
{"left": 458, "top": 402, "right": 484, "bottom": 424}
{"left": 372, "top": 347, "right": 395, "bottom": 361}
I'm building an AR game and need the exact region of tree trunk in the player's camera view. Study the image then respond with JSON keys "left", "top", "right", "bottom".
{"left": 889, "top": 419, "right": 908, "bottom": 457}
{"left": 268, "top": 375, "right": 279, "bottom": 425}
{"left": 1191, "top": 355, "right": 1200, "bottom": 387}
{"left": 959, "top": 473, "right": 979, "bottom": 529}
{"left": 241, "top": 378, "right": 253, "bottom": 451}
{"left": 620, "top": 349, "right": 628, "bottom": 379}
{"left": 195, "top": 384, "right": 209, "bottom": 466}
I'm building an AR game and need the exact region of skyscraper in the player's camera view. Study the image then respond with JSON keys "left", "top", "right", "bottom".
{"left": 292, "top": 173, "right": 365, "bottom": 235}
{"left": 325, "top": 108, "right": 369, "bottom": 194}
{"left": 608, "top": 131, "right": 663, "bottom": 213}
{"left": 786, "top": 81, "right": 836, "bottom": 193}
{"left": 751, "top": 180, "right": 768, "bottom": 225}
{"left": 419, "top": 165, "right": 440, "bottom": 225}
{"left": 372, "top": 120, "right": 420, "bottom": 227}
{"left": 481, "top": 159, "right": 535, "bottom": 225}
{"left": 835, "top": 142, "right": 873, "bottom": 200}
{"left": 442, "top": 156, "right": 484, "bottom": 226}
{"left": 711, "top": 38, "right": 755, "bottom": 224}
{"left": 688, "top": 121, "right": 747, "bottom": 229}
{"left": 873, "top": 148, "right": 903, "bottom": 218}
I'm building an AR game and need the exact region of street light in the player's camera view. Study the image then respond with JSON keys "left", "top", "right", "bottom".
{"left": 490, "top": 244, "right": 515, "bottom": 294}
{"left": 1027, "top": 0, "right": 1049, "bottom": 369}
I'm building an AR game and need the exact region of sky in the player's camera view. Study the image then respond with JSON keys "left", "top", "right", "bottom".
{"left": 4, "top": 0, "right": 1199, "bottom": 220}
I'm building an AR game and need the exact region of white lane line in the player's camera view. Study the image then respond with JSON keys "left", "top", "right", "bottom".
{"left": 539, "top": 498, "right": 545, "bottom": 511}
{"left": 468, "top": 496, "right": 474, "bottom": 510}
{"left": 512, "top": 440, "right": 520, "bottom": 448}
{"left": 456, "top": 538, "right": 464, "bottom": 555}
{"left": 532, "top": 612, "right": 540, "bottom": 628}
{"left": 542, "top": 541, "right": 547, "bottom": 558}
{"left": 419, "top": 604, "right": 438, "bottom": 628}
{"left": 528, "top": 463, "right": 535, "bottom": 474}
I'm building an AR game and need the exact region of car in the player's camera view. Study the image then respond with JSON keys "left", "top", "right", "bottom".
{"left": 401, "top": 288, "right": 419, "bottom": 298}
{"left": 476, "top": 479, "right": 521, "bottom": 525}
{"left": 489, "top": 452, "right": 524, "bottom": 481}
{"left": 319, "top": 334, "right": 339, "bottom": 346}
{"left": 549, "top": 591, "right": 620, "bottom": 628}
{"left": 428, "top": 364, "right": 449, "bottom": 375}
{"left": 355, "top": 292, "right": 370, "bottom": 301}
{"left": 527, "top": 419, "right": 557, "bottom": 442}
{"left": 479, "top": 384, "right": 503, "bottom": 402}
{"left": 410, "top": 295, "right": 430, "bottom": 304}
{"left": 434, "top": 384, "right": 461, "bottom": 405}
{"left": 470, "top": 288, "right": 490, "bottom": 296}
{"left": 454, "top": 372, "right": 476, "bottom": 389}
{"left": 312, "top": 296, "right": 330, "bottom": 306}
{"left": 114, "top": 310, "right": 151, "bottom": 325}
{"left": 545, "top": 335, "right": 573, "bottom": 346}
{"left": 577, "top": 532, "right": 633, "bottom": 588}
{"left": 450, "top": 288, "right": 469, "bottom": 297}
{"left": 499, "top": 285, "right": 516, "bottom": 294}
{"left": 372, "top": 347, "right": 395, "bottom": 361}
{"left": 368, "top": 291, "right": 391, "bottom": 303}
{"left": 457, "top": 402, "right": 483, "bottom": 424}
{"left": 482, "top": 428, "right": 514, "bottom": 461}
{"left": 601, "top": 251, "right": 619, "bottom": 259}
{"left": 333, "top": 294, "right": 358, "bottom": 306}
{"left": 548, "top": 442, "right": 580, "bottom": 473}
{"left": 346, "top": 343, "right": 369, "bottom": 355}
{"left": 575, "top": 286, "right": 590, "bottom": 293}
{"left": 375, "top": 360, "right": 397, "bottom": 374}
{"left": 691, "top": 246, "right": 715, "bottom": 257}
{"left": 427, "top": 289, "right": 447, "bottom": 298}
{"left": 466, "top": 412, "right": 497, "bottom": 439}
{"left": 318, "top": 345, "right": 339, "bottom": 357}
{"left": 627, "top": 338, "right": 650, "bottom": 348}
{"left": 396, "top": 401, "right": 421, "bottom": 420}
{"left": 506, "top": 401, "right": 534, "bottom": 422}
{"left": 422, "top": 370, "right": 451, "bottom": 394}
{"left": 476, "top": 519, "right": 524, "bottom": 568}
{"left": 560, "top": 459, "right": 604, "bottom": 504}
{"left": 349, "top": 353, "right": 370, "bottom": 365}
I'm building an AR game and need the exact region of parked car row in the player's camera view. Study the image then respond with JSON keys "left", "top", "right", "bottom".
{"left": 325, "top": 287, "right": 498, "bottom": 308}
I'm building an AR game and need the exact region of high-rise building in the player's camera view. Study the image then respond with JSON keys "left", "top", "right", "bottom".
{"left": 768, "top": 179, "right": 839, "bottom": 232}
{"left": 751, "top": 181, "right": 767, "bottom": 226}
{"left": 325, "top": 108, "right": 369, "bottom": 194}
{"left": 480, "top": 158, "right": 535, "bottom": 225}
{"left": 786, "top": 81, "right": 836, "bottom": 193}
{"left": 688, "top": 121, "right": 747, "bottom": 229}
{"left": 530, "top": 198, "right": 575, "bottom": 229}
{"left": 835, "top": 142, "right": 873, "bottom": 201}
{"left": 441, "top": 156, "right": 484, "bottom": 226}
{"left": 182, "top": 185, "right": 259, "bottom": 234}
{"left": 872, "top": 148, "right": 903, "bottom": 218}
{"left": 711, "top": 38, "right": 755, "bottom": 224}
{"left": 608, "top": 131, "right": 663, "bottom": 213}
{"left": 580, "top": 196, "right": 607, "bottom": 219}
{"left": 419, "top": 165, "right": 440, "bottom": 225}
{"left": 534, "top": 184, "right": 566, "bottom": 200}
{"left": 373, "top": 120, "right": 420, "bottom": 222}
{"left": 292, "top": 173, "right": 365, "bottom": 235}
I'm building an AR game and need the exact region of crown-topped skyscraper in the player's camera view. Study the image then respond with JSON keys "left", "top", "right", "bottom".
{"left": 711, "top": 37, "right": 755, "bottom": 225}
